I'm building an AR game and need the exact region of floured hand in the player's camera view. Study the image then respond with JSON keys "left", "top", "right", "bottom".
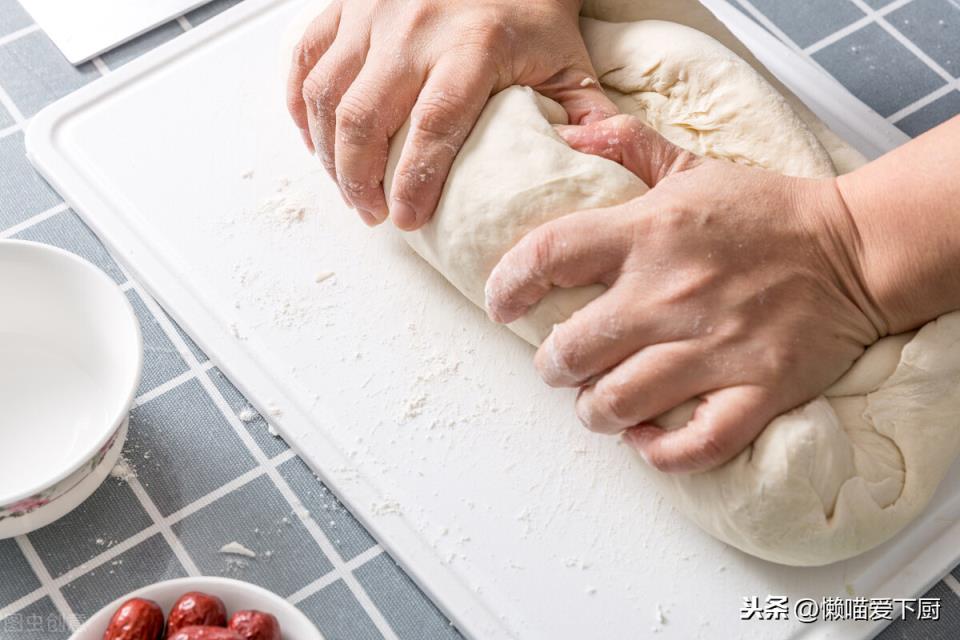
{"left": 286, "top": 0, "right": 618, "bottom": 229}
{"left": 486, "top": 115, "right": 884, "bottom": 473}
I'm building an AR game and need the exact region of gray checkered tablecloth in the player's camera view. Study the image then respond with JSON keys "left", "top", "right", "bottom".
{"left": 0, "top": 1, "right": 958, "bottom": 639}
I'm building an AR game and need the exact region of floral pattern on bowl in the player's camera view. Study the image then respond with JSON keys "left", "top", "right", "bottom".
{"left": 0, "top": 421, "right": 125, "bottom": 523}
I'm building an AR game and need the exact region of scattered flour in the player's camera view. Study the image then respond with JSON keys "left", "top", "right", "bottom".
{"left": 398, "top": 394, "right": 428, "bottom": 422}
{"left": 221, "top": 177, "right": 331, "bottom": 335}
{"left": 219, "top": 541, "right": 257, "bottom": 558}
{"left": 371, "top": 500, "right": 403, "bottom": 516}
{"left": 651, "top": 603, "right": 668, "bottom": 634}
{"left": 256, "top": 193, "right": 307, "bottom": 228}
{"left": 110, "top": 457, "right": 137, "bottom": 483}
{"left": 237, "top": 406, "right": 259, "bottom": 422}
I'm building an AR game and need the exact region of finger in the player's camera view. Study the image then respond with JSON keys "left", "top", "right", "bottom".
{"left": 287, "top": 2, "right": 342, "bottom": 152}
{"left": 556, "top": 115, "right": 698, "bottom": 187}
{"left": 535, "top": 276, "right": 678, "bottom": 387}
{"left": 536, "top": 62, "right": 619, "bottom": 125}
{"left": 302, "top": 33, "right": 368, "bottom": 192}
{"left": 624, "top": 385, "right": 777, "bottom": 473}
{"left": 485, "top": 207, "right": 632, "bottom": 324}
{"left": 334, "top": 55, "right": 424, "bottom": 224}
{"left": 575, "top": 341, "right": 720, "bottom": 435}
{"left": 387, "top": 56, "right": 498, "bottom": 230}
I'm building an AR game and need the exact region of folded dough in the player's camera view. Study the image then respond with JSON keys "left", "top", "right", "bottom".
{"left": 385, "top": 17, "right": 960, "bottom": 565}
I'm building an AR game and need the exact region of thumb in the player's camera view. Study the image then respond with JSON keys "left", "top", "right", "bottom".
{"left": 556, "top": 115, "right": 700, "bottom": 187}
{"left": 536, "top": 64, "right": 619, "bottom": 126}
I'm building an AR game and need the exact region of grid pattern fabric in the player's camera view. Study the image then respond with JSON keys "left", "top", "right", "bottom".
{"left": 0, "top": 1, "right": 958, "bottom": 639}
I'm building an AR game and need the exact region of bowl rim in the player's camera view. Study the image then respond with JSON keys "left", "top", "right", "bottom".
{"left": 0, "top": 239, "right": 143, "bottom": 506}
{"left": 72, "top": 576, "right": 322, "bottom": 639}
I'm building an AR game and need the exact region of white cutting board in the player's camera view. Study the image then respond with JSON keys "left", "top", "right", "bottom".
{"left": 25, "top": 1, "right": 960, "bottom": 638}
{"left": 18, "top": 0, "right": 213, "bottom": 64}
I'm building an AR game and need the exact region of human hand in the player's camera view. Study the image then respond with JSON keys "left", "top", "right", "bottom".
{"left": 286, "top": 0, "right": 617, "bottom": 229}
{"left": 485, "top": 115, "right": 884, "bottom": 473}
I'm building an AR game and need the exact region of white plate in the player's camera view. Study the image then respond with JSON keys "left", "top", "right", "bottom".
{"left": 71, "top": 576, "right": 322, "bottom": 639}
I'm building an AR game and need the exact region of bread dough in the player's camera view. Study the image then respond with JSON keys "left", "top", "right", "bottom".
{"left": 580, "top": 0, "right": 868, "bottom": 174}
{"left": 384, "top": 17, "right": 960, "bottom": 565}
{"left": 390, "top": 18, "right": 838, "bottom": 346}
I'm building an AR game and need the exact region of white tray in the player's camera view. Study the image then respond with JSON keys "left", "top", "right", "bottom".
{"left": 26, "top": 1, "right": 957, "bottom": 639}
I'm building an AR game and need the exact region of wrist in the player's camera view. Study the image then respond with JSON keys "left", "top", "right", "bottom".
{"left": 833, "top": 119, "right": 960, "bottom": 333}
{"left": 796, "top": 177, "right": 889, "bottom": 337}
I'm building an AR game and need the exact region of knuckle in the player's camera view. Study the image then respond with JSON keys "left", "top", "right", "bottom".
{"left": 335, "top": 94, "right": 379, "bottom": 145}
{"left": 524, "top": 226, "right": 558, "bottom": 275}
{"left": 594, "top": 381, "right": 632, "bottom": 426}
{"left": 761, "top": 341, "right": 800, "bottom": 377}
{"left": 339, "top": 174, "right": 375, "bottom": 199}
{"left": 392, "top": 159, "right": 441, "bottom": 199}
{"left": 291, "top": 40, "right": 312, "bottom": 69}
{"left": 645, "top": 448, "right": 674, "bottom": 472}
{"left": 300, "top": 72, "right": 324, "bottom": 103}
{"left": 398, "top": 3, "right": 437, "bottom": 34}
{"left": 538, "top": 328, "right": 582, "bottom": 384}
{"left": 319, "top": 154, "right": 336, "bottom": 176}
{"left": 576, "top": 396, "right": 607, "bottom": 434}
{"left": 412, "top": 90, "right": 467, "bottom": 139}
{"left": 664, "top": 269, "right": 716, "bottom": 306}
{"left": 302, "top": 73, "right": 334, "bottom": 113}
{"left": 469, "top": 19, "right": 510, "bottom": 51}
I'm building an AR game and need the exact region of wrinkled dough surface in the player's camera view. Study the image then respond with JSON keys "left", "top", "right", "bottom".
{"left": 582, "top": 19, "right": 836, "bottom": 178}
{"left": 384, "top": 17, "right": 960, "bottom": 565}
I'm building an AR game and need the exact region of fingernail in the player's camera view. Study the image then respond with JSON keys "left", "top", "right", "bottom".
{"left": 483, "top": 278, "right": 503, "bottom": 322}
{"left": 574, "top": 399, "right": 591, "bottom": 428}
{"left": 356, "top": 208, "right": 379, "bottom": 227}
{"left": 370, "top": 203, "right": 389, "bottom": 224}
{"left": 540, "top": 330, "right": 575, "bottom": 387}
{"left": 580, "top": 111, "right": 615, "bottom": 125}
{"left": 361, "top": 208, "right": 388, "bottom": 227}
{"left": 390, "top": 200, "right": 418, "bottom": 230}
{"left": 622, "top": 430, "right": 649, "bottom": 460}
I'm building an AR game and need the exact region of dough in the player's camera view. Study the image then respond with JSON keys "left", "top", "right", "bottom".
{"left": 383, "top": 17, "right": 960, "bottom": 565}
{"left": 391, "top": 18, "right": 837, "bottom": 346}
{"left": 580, "top": 0, "right": 868, "bottom": 174}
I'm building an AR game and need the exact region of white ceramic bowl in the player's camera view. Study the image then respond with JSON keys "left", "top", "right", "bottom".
{"left": 0, "top": 240, "right": 142, "bottom": 538}
{"left": 72, "top": 577, "right": 322, "bottom": 639}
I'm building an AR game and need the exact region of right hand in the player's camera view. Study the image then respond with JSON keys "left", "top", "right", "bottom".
{"left": 486, "top": 116, "right": 882, "bottom": 473}
{"left": 286, "top": 0, "right": 618, "bottom": 229}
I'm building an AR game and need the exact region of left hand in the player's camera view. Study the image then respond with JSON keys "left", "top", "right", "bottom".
{"left": 285, "top": 0, "right": 617, "bottom": 229}
{"left": 485, "top": 115, "right": 884, "bottom": 473}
